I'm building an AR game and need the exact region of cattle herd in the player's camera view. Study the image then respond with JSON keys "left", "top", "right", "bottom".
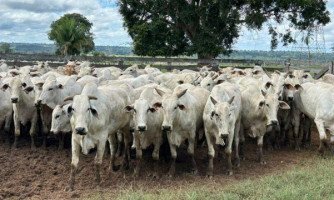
{"left": 0, "top": 60, "right": 334, "bottom": 191}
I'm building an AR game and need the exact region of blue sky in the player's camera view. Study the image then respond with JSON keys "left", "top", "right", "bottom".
{"left": 0, "top": 0, "right": 333, "bottom": 52}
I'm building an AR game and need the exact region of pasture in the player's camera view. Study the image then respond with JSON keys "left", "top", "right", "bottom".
{"left": 0, "top": 59, "right": 333, "bottom": 200}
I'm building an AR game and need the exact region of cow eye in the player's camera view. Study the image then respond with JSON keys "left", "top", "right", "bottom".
{"left": 174, "top": 107, "right": 177, "bottom": 110}
{"left": 55, "top": 115, "right": 60, "bottom": 119}
{"left": 48, "top": 88, "right": 53, "bottom": 91}
{"left": 207, "top": 84, "right": 210, "bottom": 86}
{"left": 2, "top": 84, "right": 9, "bottom": 89}
{"left": 266, "top": 104, "right": 270, "bottom": 107}
{"left": 22, "top": 83, "right": 27, "bottom": 87}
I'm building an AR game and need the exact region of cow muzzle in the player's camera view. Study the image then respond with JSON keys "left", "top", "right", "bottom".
{"left": 137, "top": 126, "right": 147, "bottom": 132}
{"left": 162, "top": 125, "right": 172, "bottom": 132}
{"left": 75, "top": 127, "right": 87, "bottom": 135}
{"left": 11, "top": 97, "right": 18, "bottom": 103}
{"left": 35, "top": 100, "right": 42, "bottom": 107}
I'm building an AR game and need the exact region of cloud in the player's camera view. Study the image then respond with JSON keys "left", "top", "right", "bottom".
{"left": 0, "top": 0, "right": 131, "bottom": 46}
{"left": 0, "top": 0, "right": 333, "bottom": 51}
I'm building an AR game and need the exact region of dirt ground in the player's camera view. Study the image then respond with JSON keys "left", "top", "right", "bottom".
{"left": 0, "top": 131, "right": 321, "bottom": 200}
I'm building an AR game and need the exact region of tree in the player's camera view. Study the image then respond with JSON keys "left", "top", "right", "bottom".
{"left": 119, "top": 0, "right": 330, "bottom": 59}
{"left": 0, "top": 43, "right": 13, "bottom": 53}
{"left": 48, "top": 13, "right": 94, "bottom": 56}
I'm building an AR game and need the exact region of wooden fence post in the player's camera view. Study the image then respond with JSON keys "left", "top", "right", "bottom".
{"left": 118, "top": 59, "right": 124, "bottom": 68}
{"left": 167, "top": 61, "right": 172, "bottom": 71}
{"left": 330, "top": 61, "right": 334, "bottom": 74}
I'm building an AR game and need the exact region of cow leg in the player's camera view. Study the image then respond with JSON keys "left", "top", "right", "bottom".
{"left": 151, "top": 142, "right": 160, "bottom": 178}
{"left": 116, "top": 131, "right": 123, "bottom": 157}
{"left": 257, "top": 136, "right": 265, "bottom": 164}
{"left": 168, "top": 144, "right": 177, "bottom": 177}
{"left": 108, "top": 134, "right": 117, "bottom": 173}
{"left": 205, "top": 129, "right": 215, "bottom": 177}
{"left": 133, "top": 148, "right": 142, "bottom": 178}
{"left": 29, "top": 114, "right": 38, "bottom": 150}
{"left": 13, "top": 113, "right": 20, "bottom": 149}
{"left": 94, "top": 139, "right": 106, "bottom": 187}
{"left": 315, "top": 118, "right": 327, "bottom": 155}
{"left": 239, "top": 124, "right": 245, "bottom": 160}
{"left": 234, "top": 119, "right": 241, "bottom": 168}
{"left": 188, "top": 136, "right": 198, "bottom": 175}
{"left": 68, "top": 137, "right": 80, "bottom": 191}
{"left": 3, "top": 116, "right": 11, "bottom": 145}
{"left": 226, "top": 127, "right": 235, "bottom": 176}
{"left": 292, "top": 110, "right": 301, "bottom": 151}
{"left": 121, "top": 132, "right": 130, "bottom": 170}
{"left": 58, "top": 132, "right": 65, "bottom": 150}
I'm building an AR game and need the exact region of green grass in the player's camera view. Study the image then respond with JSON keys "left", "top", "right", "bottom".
{"left": 86, "top": 156, "right": 334, "bottom": 200}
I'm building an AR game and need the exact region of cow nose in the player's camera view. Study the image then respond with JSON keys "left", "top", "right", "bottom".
{"left": 138, "top": 126, "right": 146, "bottom": 132}
{"left": 288, "top": 97, "right": 293, "bottom": 101}
{"left": 11, "top": 98, "right": 18, "bottom": 103}
{"left": 75, "top": 127, "right": 86, "bottom": 135}
{"left": 271, "top": 120, "right": 278, "bottom": 126}
{"left": 162, "top": 125, "right": 171, "bottom": 131}
{"left": 35, "top": 100, "right": 42, "bottom": 106}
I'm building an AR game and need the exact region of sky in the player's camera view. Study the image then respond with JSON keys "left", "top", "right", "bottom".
{"left": 0, "top": 0, "right": 334, "bottom": 52}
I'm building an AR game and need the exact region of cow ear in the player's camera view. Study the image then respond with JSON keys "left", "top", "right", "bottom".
{"left": 295, "top": 84, "right": 303, "bottom": 90}
{"left": 58, "top": 84, "right": 63, "bottom": 89}
{"left": 24, "top": 86, "right": 34, "bottom": 94}
{"left": 259, "top": 100, "right": 265, "bottom": 107}
{"left": 124, "top": 105, "right": 134, "bottom": 112}
{"left": 89, "top": 107, "right": 99, "bottom": 118}
{"left": 178, "top": 104, "right": 185, "bottom": 110}
{"left": 279, "top": 101, "right": 290, "bottom": 110}
{"left": 284, "top": 83, "right": 293, "bottom": 90}
{"left": 261, "top": 90, "right": 266, "bottom": 97}
{"left": 148, "top": 107, "right": 156, "bottom": 113}
{"left": 210, "top": 111, "right": 215, "bottom": 119}
{"left": 153, "top": 102, "right": 162, "bottom": 109}
{"left": 177, "top": 80, "right": 184, "bottom": 84}
{"left": 67, "top": 105, "right": 73, "bottom": 115}
{"left": 210, "top": 96, "right": 218, "bottom": 105}
{"left": 265, "top": 82, "right": 273, "bottom": 89}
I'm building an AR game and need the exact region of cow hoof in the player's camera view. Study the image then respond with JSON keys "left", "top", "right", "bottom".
{"left": 191, "top": 169, "right": 198, "bottom": 175}
{"left": 64, "top": 186, "right": 73, "bottom": 192}
{"left": 132, "top": 173, "right": 139, "bottom": 178}
{"left": 260, "top": 160, "right": 267, "bottom": 165}
{"left": 235, "top": 159, "right": 240, "bottom": 168}
{"left": 206, "top": 172, "right": 213, "bottom": 178}
{"left": 227, "top": 171, "right": 233, "bottom": 176}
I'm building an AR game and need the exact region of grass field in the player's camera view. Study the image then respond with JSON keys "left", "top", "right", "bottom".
{"left": 85, "top": 153, "right": 334, "bottom": 200}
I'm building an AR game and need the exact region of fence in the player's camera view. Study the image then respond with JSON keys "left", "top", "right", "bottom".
{"left": 0, "top": 53, "right": 332, "bottom": 77}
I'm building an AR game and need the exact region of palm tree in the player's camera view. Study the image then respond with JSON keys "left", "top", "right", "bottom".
{"left": 48, "top": 14, "right": 94, "bottom": 56}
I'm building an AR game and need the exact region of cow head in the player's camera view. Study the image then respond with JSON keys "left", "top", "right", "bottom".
{"left": 50, "top": 104, "right": 72, "bottom": 135}
{"left": 155, "top": 88, "right": 187, "bottom": 132}
{"left": 260, "top": 90, "right": 290, "bottom": 127}
{"left": 66, "top": 95, "right": 98, "bottom": 135}
{"left": 125, "top": 99, "right": 158, "bottom": 132}
{"left": 210, "top": 96, "right": 235, "bottom": 138}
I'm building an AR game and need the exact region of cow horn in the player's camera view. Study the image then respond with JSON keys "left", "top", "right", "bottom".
{"left": 176, "top": 89, "right": 187, "bottom": 98}
{"left": 88, "top": 96, "right": 98, "bottom": 100}
{"left": 64, "top": 96, "right": 74, "bottom": 102}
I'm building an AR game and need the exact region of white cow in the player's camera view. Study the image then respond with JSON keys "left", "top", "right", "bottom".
{"left": 50, "top": 104, "right": 72, "bottom": 149}
{"left": 237, "top": 77, "right": 290, "bottom": 163}
{"left": 154, "top": 84, "right": 210, "bottom": 176}
{"left": 0, "top": 77, "right": 13, "bottom": 143}
{"left": 294, "top": 82, "right": 334, "bottom": 154}
{"left": 203, "top": 82, "right": 242, "bottom": 176}
{"left": 2, "top": 76, "right": 38, "bottom": 148}
{"left": 66, "top": 83, "right": 132, "bottom": 190}
{"left": 125, "top": 85, "right": 170, "bottom": 177}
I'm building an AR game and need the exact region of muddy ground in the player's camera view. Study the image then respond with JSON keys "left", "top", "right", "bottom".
{"left": 0, "top": 131, "right": 321, "bottom": 200}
